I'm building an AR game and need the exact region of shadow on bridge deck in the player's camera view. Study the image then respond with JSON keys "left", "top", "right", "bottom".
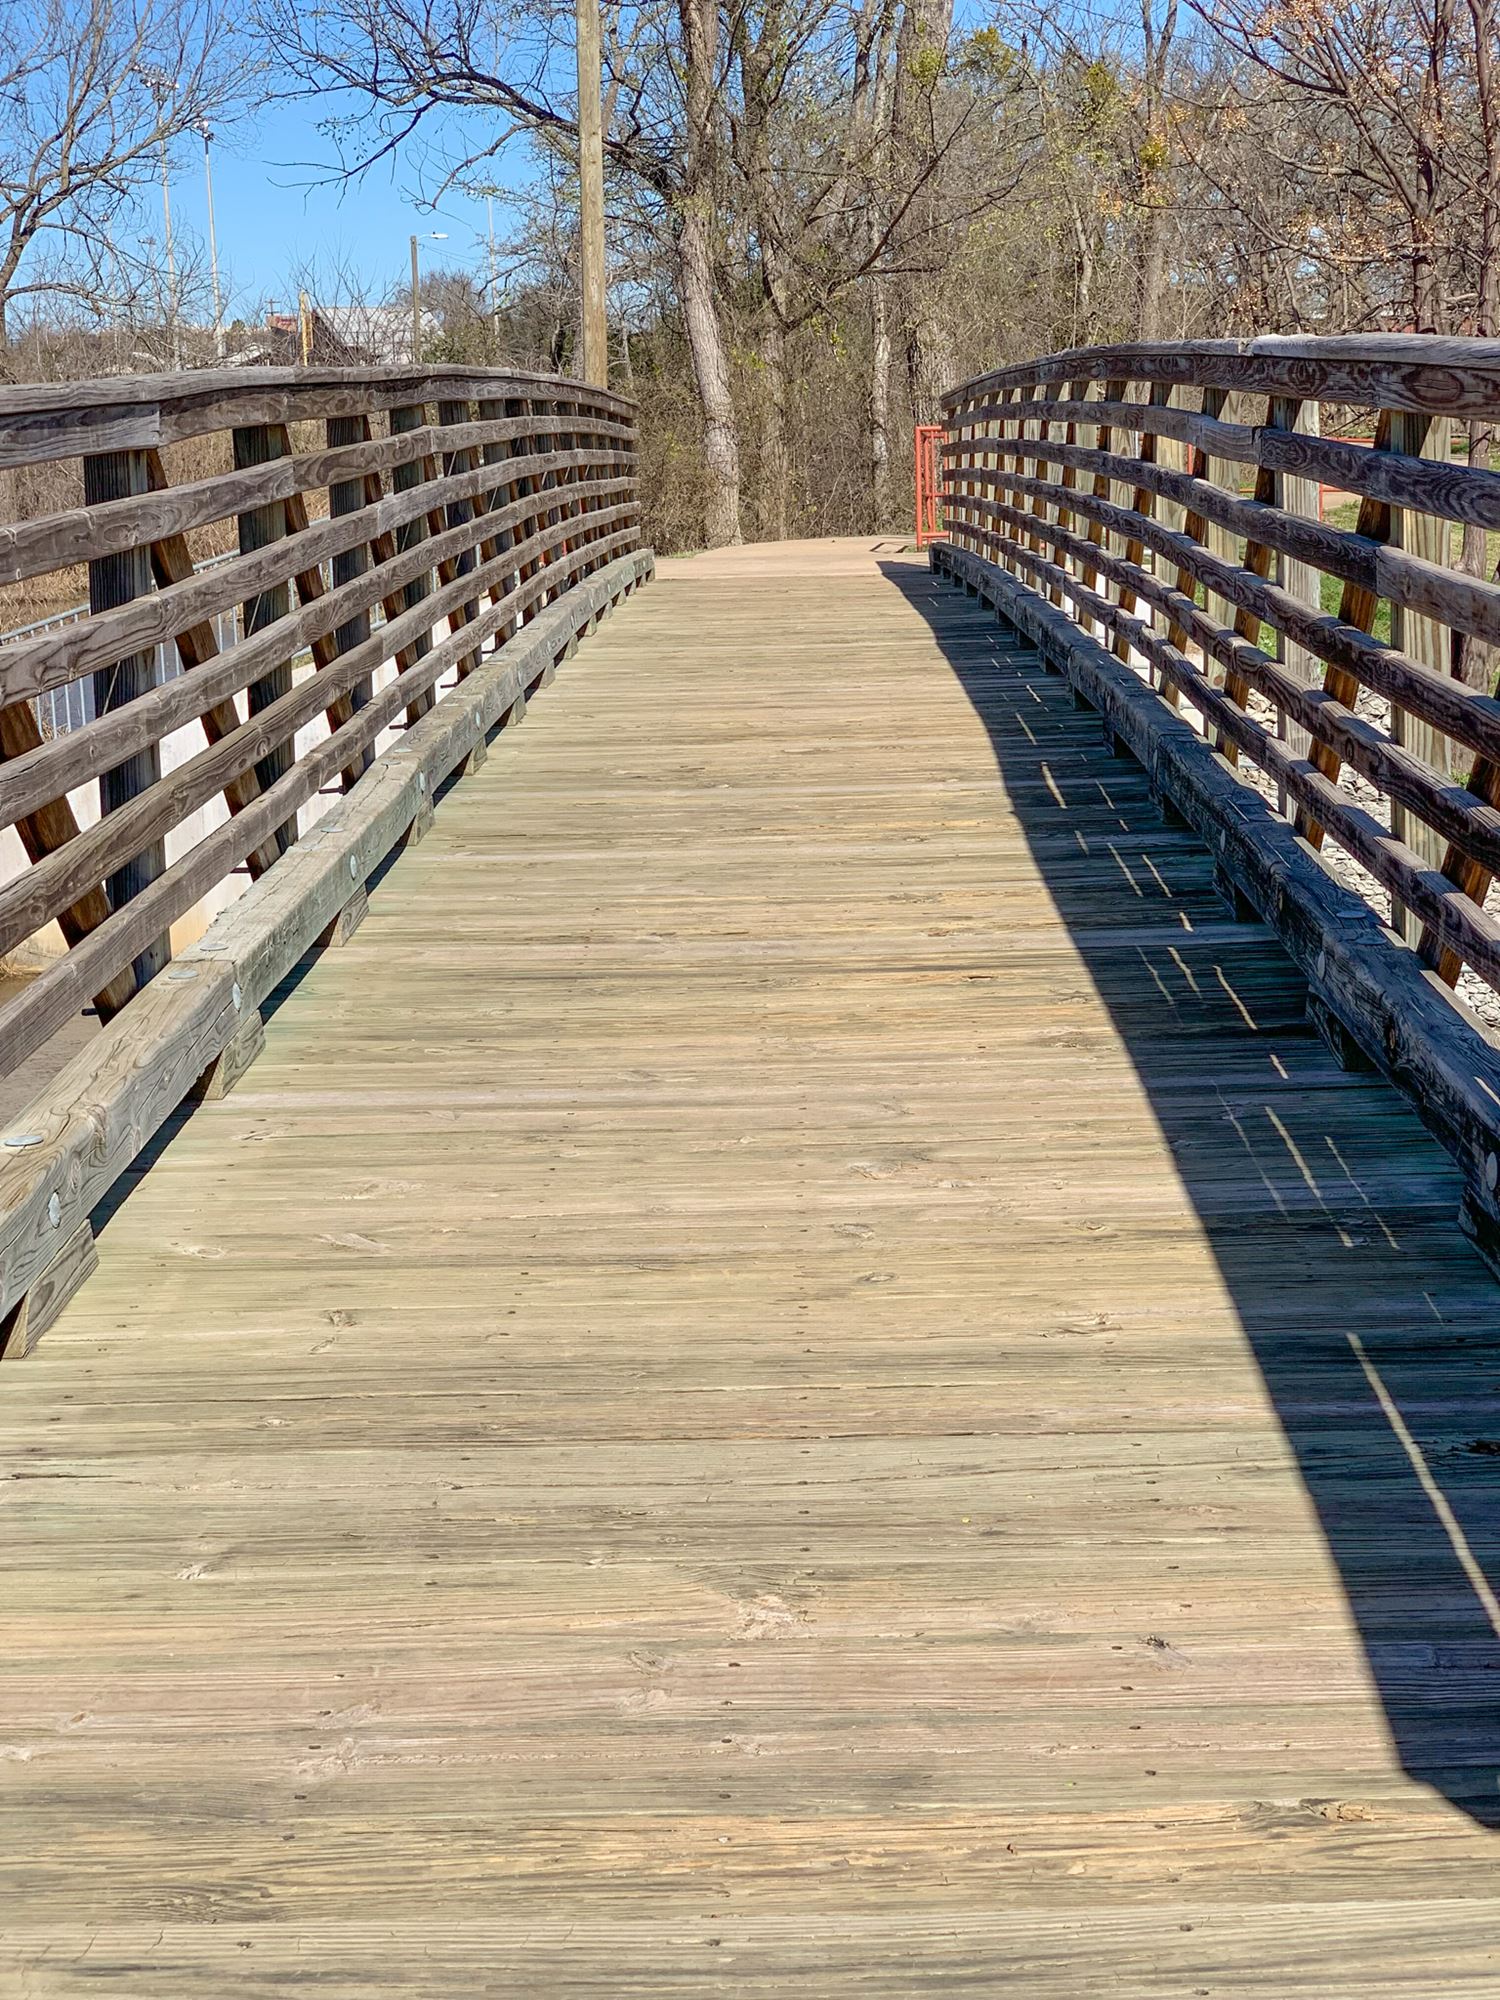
{"left": 8, "top": 538, "right": 1500, "bottom": 1993}
{"left": 885, "top": 556, "right": 1500, "bottom": 1833}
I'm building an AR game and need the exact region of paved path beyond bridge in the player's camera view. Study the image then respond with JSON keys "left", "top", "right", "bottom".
{"left": 6, "top": 539, "right": 1500, "bottom": 1994}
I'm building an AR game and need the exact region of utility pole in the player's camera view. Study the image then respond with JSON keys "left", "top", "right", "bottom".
{"left": 200, "top": 121, "right": 225, "bottom": 362}
{"left": 576, "top": 0, "right": 608, "bottom": 386}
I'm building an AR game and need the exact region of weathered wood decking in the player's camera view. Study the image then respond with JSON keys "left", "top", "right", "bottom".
{"left": 5, "top": 539, "right": 1500, "bottom": 1993}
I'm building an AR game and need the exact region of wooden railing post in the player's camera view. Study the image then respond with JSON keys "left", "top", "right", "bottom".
{"left": 507, "top": 396, "right": 542, "bottom": 623}
{"left": 388, "top": 400, "right": 440, "bottom": 724}
{"left": 1113, "top": 379, "right": 1170, "bottom": 674}
{"left": 232, "top": 423, "right": 300, "bottom": 855}
{"left": 1271, "top": 395, "right": 1322, "bottom": 790}
{"left": 473, "top": 394, "right": 514, "bottom": 617}
{"left": 1389, "top": 410, "right": 1452, "bottom": 940}
{"left": 572, "top": 395, "right": 601, "bottom": 579}
{"left": 437, "top": 397, "right": 484, "bottom": 679}
{"left": 326, "top": 413, "right": 379, "bottom": 784}
{"left": 84, "top": 446, "right": 171, "bottom": 986}
{"left": 1199, "top": 388, "right": 1236, "bottom": 649}
{"left": 1089, "top": 380, "right": 1127, "bottom": 643}
{"left": 0, "top": 364, "right": 644, "bottom": 1085}
{"left": 536, "top": 398, "right": 561, "bottom": 604}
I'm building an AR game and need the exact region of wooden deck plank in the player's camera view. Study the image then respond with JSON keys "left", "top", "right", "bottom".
{"left": 4, "top": 538, "right": 1500, "bottom": 1992}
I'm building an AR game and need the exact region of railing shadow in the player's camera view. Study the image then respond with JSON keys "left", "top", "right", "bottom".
{"left": 881, "top": 555, "right": 1500, "bottom": 1831}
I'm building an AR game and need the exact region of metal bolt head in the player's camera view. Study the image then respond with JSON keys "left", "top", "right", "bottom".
{"left": 349, "top": 855, "right": 359, "bottom": 879}
{"left": 47, "top": 1192, "right": 61, "bottom": 1229}
{"left": 417, "top": 771, "right": 427, "bottom": 794}
{"left": 231, "top": 981, "right": 242, "bottom": 1012}
{"left": 1487, "top": 1153, "right": 1498, "bottom": 1194}
{"left": 4, "top": 1133, "right": 43, "bottom": 1149}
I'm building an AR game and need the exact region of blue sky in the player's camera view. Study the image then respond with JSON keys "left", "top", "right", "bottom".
{"left": 164, "top": 95, "right": 517, "bottom": 318}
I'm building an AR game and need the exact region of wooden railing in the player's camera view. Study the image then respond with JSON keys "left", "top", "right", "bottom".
{"left": 0, "top": 364, "right": 652, "bottom": 1353}
{"left": 936, "top": 335, "right": 1500, "bottom": 1270}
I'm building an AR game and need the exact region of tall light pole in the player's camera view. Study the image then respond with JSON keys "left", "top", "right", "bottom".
{"left": 136, "top": 65, "right": 181, "bottom": 369}
{"left": 576, "top": 0, "right": 607, "bottom": 386}
{"left": 199, "top": 121, "right": 225, "bottom": 362}
{"left": 486, "top": 193, "right": 500, "bottom": 354}
{"left": 409, "top": 231, "right": 447, "bottom": 363}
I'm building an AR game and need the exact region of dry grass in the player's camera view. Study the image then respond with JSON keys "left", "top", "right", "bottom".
{"left": 0, "top": 422, "right": 329, "bottom": 636}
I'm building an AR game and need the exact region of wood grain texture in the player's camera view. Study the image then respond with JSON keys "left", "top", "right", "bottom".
{"left": 941, "top": 344, "right": 1500, "bottom": 997}
{"left": 944, "top": 511, "right": 1500, "bottom": 988}
{"left": 0, "top": 551, "right": 652, "bottom": 1303}
{"left": 943, "top": 332, "right": 1500, "bottom": 416}
{"left": 0, "top": 363, "right": 637, "bottom": 468}
{"left": 935, "top": 536, "right": 1500, "bottom": 1227}
{"left": 944, "top": 488, "right": 1500, "bottom": 877}
{"left": 0, "top": 415, "right": 634, "bottom": 587}
{"left": 3, "top": 540, "right": 1500, "bottom": 1994}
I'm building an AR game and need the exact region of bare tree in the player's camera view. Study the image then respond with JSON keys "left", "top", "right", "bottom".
{"left": 259, "top": 0, "right": 755, "bottom": 541}
{"left": 678, "top": 0, "right": 742, "bottom": 541}
{"left": 1192, "top": 0, "right": 1498, "bottom": 335}
{"left": 0, "top": 0, "right": 247, "bottom": 356}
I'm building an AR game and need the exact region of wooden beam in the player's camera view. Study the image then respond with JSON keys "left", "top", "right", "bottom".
{"left": 84, "top": 445, "right": 170, "bottom": 988}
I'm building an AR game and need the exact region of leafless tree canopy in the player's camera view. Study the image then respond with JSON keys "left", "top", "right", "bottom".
{"left": 3, "top": 0, "right": 1500, "bottom": 555}
{"left": 0, "top": 0, "right": 248, "bottom": 355}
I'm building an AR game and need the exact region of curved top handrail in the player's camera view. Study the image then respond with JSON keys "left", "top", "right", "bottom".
{"left": 943, "top": 334, "right": 1500, "bottom": 418}
{"left": 0, "top": 356, "right": 647, "bottom": 1103}
{"left": 0, "top": 360, "right": 636, "bottom": 420}
{"left": 0, "top": 362, "right": 638, "bottom": 468}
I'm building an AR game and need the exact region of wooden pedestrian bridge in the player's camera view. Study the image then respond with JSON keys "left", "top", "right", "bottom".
{"left": 6, "top": 337, "right": 1500, "bottom": 1991}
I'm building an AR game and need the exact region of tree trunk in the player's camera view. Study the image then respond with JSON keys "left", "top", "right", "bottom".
{"left": 679, "top": 202, "right": 743, "bottom": 547}
{"left": 1068, "top": 193, "right": 1095, "bottom": 343}
{"left": 1135, "top": 0, "right": 1178, "bottom": 340}
{"left": 757, "top": 316, "right": 790, "bottom": 541}
{"left": 679, "top": 0, "right": 742, "bottom": 548}
{"left": 891, "top": 0, "right": 955, "bottom": 422}
{"left": 1137, "top": 209, "right": 1169, "bottom": 341}
{"left": 869, "top": 276, "right": 893, "bottom": 527}
{"left": 906, "top": 319, "right": 954, "bottom": 428}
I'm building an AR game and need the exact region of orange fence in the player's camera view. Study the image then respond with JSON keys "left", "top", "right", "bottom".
{"left": 914, "top": 425, "right": 944, "bottom": 546}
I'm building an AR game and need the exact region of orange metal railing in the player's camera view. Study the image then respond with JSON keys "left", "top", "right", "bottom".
{"left": 914, "top": 424, "right": 944, "bottom": 547}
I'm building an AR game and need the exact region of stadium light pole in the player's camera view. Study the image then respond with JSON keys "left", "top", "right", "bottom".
{"left": 136, "top": 65, "right": 181, "bottom": 369}
{"left": 199, "top": 122, "right": 225, "bottom": 361}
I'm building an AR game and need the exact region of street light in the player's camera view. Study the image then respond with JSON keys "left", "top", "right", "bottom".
{"left": 135, "top": 64, "right": 180, "bottom": 369}
{"left": 199, "top": 121, "right": 224, "bottom": 362}
{"left": 487, "top": 194, "right": 499, "bottom": 352}
{"left": 409, "top": 232, "right": 448, "bottom": 363}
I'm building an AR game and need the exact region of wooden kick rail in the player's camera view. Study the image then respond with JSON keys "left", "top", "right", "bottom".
{"left": 938, "top": 333, "right": 1500, "bottom": 1275}
{"left": 0, "top": 362, "right": 650, "bottom": 1355}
